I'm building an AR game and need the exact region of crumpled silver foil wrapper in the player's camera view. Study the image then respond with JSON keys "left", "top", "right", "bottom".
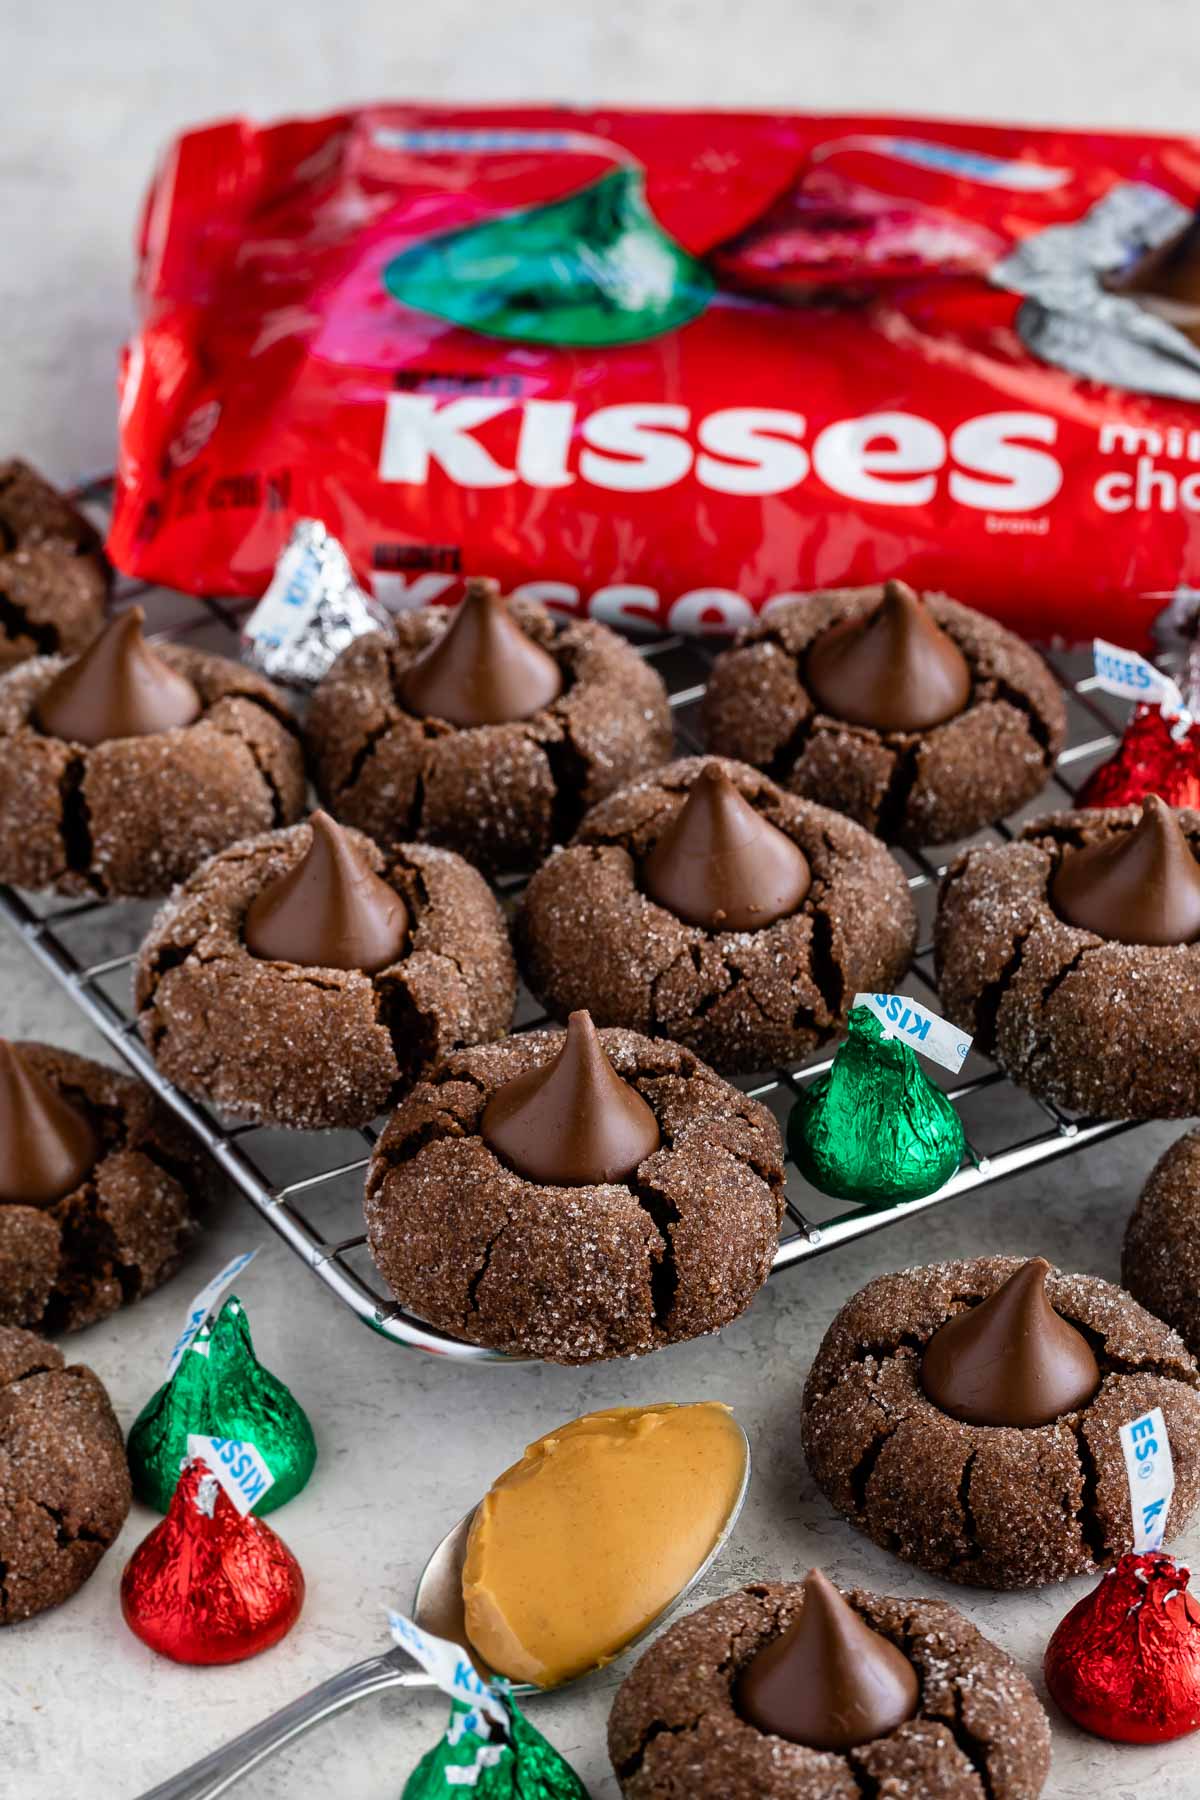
{"left": 992, "top": 183, "right": 1200, "bottom": 402}
{"left": 242, "top": 519, "right": 389, "bottom": 688}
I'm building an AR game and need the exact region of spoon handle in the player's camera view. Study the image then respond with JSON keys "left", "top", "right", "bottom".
{"left": 135, "top": 1651, "right": 436, "bottom": 1800}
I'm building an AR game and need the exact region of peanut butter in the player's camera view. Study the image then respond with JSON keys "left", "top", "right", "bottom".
{"left": 462, "top": 1401, "right": 746, "bottom": 1686}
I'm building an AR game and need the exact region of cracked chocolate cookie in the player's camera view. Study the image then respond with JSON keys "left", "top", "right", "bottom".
{"left": 305, "top": 583, "right": 673, "bottom": 875}
{"left": 0, "top": 1324, "right": 131, "bottom": 1624}
{"left": 1124, "top": 1128, "right": 1200, "bottom": 1359}
{"left": 608, "top": 1579, "right": 1050, "bottom": 1800}
{"left": 0, "top": 461, "right": 109, "bottom": 675}
{"left": 702, "top": 583, "right": 1065, "bottom": 846}
{"left": 514, "top": 758, "right": 917, "bottom": 1075}
{"left": 135, "top": 818, "right": 516, "bottom": 1130}
{"left": 0, "top": 608, "right": 306, "bottom": 898}
{"left": 364, "top": 1022, "right": 785, "bottom": 1363}
{"left": 802, "top": 1255, "right": 1200, "bottom": 1589}
{"left": 0, "top": 1041, "right": 205, "bottom": 1333}
{"left": 935, "top": 800, "right": 1200, "bottom": 1118}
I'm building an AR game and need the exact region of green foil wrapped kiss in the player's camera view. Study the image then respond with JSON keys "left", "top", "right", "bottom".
{"left": 789, "top": 1005, "right": 965, "bottom": 1205}
{"left": 128, "top": 1294, "right": 316, "bottom": 1515}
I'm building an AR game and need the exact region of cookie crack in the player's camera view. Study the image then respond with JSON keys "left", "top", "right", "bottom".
{"left": 464, "top": 1213, "right": 512, "bottom": 1323}
{"left": 541, "top": 720, "right": 591, "bottom": 848}
{"left": 1068, "top": 1418, "right": 1110, "bottom": 1566}
{"left": 614, "top": 1716, "right": 701, "bottom": 1784}
{"left": 373, "top": 1113, "right": 469, "bottom": 1174}
{"left": 807, "top": 897, "right": 845, "bottom": 1022}
{"left": 57, "top": 751, "right": 96, "bottom": 882}
{"left": 849, "top": 1422, "right": 899, "bottom": 1520}
{"left": 630, "top": 1176, "right": 681, "bottom": 1331}
{"left": 985, "top": 673, "right": 1055, "bottom": 759}
{"left": 967, "top": 922, "right": 1035, "bottom": 1051}
{"left": 341, "top": 713, "right": 403, "bottom": 804}
{"left": 207, "top": 715, "right": 287, "bottom": 827}
{"left": 947, "top": 1449, "right": 979, "bottom": 1572}
{"left": 874, "top": 739, "right": 922, "bottom": 841}
{"left": 946, "top": 1684, "right": 999, "bottom": 1800}
{"left": 0, "top": 583, "right": 57, "bottom": 655}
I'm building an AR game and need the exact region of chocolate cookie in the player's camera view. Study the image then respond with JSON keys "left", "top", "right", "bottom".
{"left": 0, "top": 620, "right": 306, "bottom": 898}
{"left": 0, "top": 1324, "right": 131, "bottom": 1624}
{"left": 1124, "top": 1128, "right": 1200, "bottom": 1358}
{"left": 0, "top": 462, "right": 108, "bottom": 674}
{"left": 515, "top": 758, "right": 917, "bottom": 1075}
{"left": 0, "top": 1041, "right": 205, "bottom": 1333}
{"left": 135, "top": 820, "right": 516, "bottom": 1130}
{"left": 608, "top": 1580, "right": 1051, "bottom": 1800}
{"left": 365, "top": 1025, "right": 785, "bottom": 1362}
{"left": 305, "top": 592, "right": 673, "bottom": 874}
{"left": 935, "top": 803, "right": 1200, "bottom": 1118}
{"left": 802, "top": 1255, "right": 1200, "bottom": 1589}
{"left": 702, "top": 584, "right": 1065, "bottom": 845}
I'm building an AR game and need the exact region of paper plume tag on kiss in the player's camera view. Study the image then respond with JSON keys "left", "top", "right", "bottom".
{"left": 1093, "top": 640, "right": 1191, "bottom": 732}
{"left": 853, "top": 994, "right": 973, "bottom": 1073}
{"left": 167, "top": 1250, "right": 258, "bottom": 1375}
{"left": 186, "top": 1435, "right": 276, "bottom": 1516}
{"left": 1119, "top": 1407, "right": 1176, "bottom": 1552}
{"left": 387, "top": 1608, "right": 510, "bottom": 1729}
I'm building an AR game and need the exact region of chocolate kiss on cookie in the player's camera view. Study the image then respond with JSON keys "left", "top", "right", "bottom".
{"left": 398, "top": 577, "right": 563, "bottom": 727}
{"left": 35, "top": 607, "right": 202, "bottom": 746}
{"left": 736, "top": 1568, "right": 919, "bottom": 1751}
{"left": 642, "top": 764, "right": 811, "bottom": 931}
{"left": 1051, "top": 794, "right": 1200, "bottom": 946}
{"left": 244, "top": 812, "right": 409, "bottom": 973}
{"left": 805, "top": 579, "right": 971, "bottom": 731}
{"left": 482, "top": 1010, "right": 660, "bottom": 1185}
{"left": 0, "top": 1039, "right": 98, "bottom": 1206}
{"left": 921, "top": 1257, "right": 1100, "bottom": 1427}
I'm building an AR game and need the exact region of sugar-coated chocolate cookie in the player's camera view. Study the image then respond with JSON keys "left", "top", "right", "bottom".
{"left": 0, "top": 632, "right": 306, "bottom": 898}
{"left": 0, "top": 1325, "right": 131, "bottom": 1624}
{"left": 936, "top": 804, "right": 1200, "bottom": 1118}
{"left": 136, "top": 820, "right": 516, "bottom": 1131}
{"left": 0, "top": 1042, "right": 205, "bottom": 1333}
{"left": 609, "top": 1580, "right": 1050, "bottom": 1800}
{"left": 305, "top": 593, "right": 673, "bottom": 874}
{"left": 365, "top": 1025, "right": 785, "bottom": 1363}
{"left": 702, "top": 584, "right": 1065, "bottom": 845}
{"left": 1124, "top": 1128, "right": 1200, "bottom": 1359}
{"left": 515, "top": 757, "right": 916, "bottom": 1075}
{"left": 0, "top": 461, "right": 108, "bottom": 674}
{"left": 802, "top": 1255, "right": 1200, "bottom": 1589}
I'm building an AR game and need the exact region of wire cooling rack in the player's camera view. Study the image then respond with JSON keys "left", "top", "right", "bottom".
{"left": 0, "top": 478, "right": 1150, "bottom": 1360}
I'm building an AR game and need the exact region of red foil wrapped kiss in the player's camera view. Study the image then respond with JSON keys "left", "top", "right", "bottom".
{"left": 1045, "top": 1552, "right": 1200, "bottom": 1743}
{"left": 121, "top": 1458, "right": 304, "bottom": 1665}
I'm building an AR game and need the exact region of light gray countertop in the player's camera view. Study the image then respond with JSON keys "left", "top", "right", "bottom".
{"left": 5, "top": 5, "right": 1200, "bottom": 1795}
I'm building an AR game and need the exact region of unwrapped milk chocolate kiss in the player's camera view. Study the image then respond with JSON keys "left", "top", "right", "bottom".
{"left": 0, "top": 1040, "right": 99, "bottom": 1206}
{"left": 397, "top": 577, "right": 563, "bottom": 727}
{"left": 641, "top": 764, "right": 811, "bottom": 931}
{"left": 1051, "top": 795, "right": 1200, "bottom": 946}
{"left": 482, "top": 1010, "right": 660, "bottom": 1185}
{"left": 805, "top": 580, "right": 972, "bottom": 732}
{"left": 736, "top": 1569, "right": 919, "bottom": 1751}
{"left": 921, "top": 1257, "right": 1100, "bottom": 1427}
{"left": 243, "top": 812, "right": 409, "bottom": 974}
{"left": 35, "top": 607, "right": 202, "bottom": 746}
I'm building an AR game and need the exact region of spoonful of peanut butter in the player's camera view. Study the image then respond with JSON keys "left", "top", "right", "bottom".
{"left": 461, "top": 1401, "right": 750, "bottom": 1686}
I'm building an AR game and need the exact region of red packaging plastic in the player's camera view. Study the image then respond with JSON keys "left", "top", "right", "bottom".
{"left": 109, "top": 105, "right": 1200, "bottom": 645}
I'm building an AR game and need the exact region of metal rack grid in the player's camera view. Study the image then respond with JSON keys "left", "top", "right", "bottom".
{"left": 0, "top": 478, "right": 1147, "bottom": 1361}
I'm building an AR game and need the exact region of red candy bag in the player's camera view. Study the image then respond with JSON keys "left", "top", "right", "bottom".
{"left": 110, "top": 106, "right": 1200, "bottom": 644}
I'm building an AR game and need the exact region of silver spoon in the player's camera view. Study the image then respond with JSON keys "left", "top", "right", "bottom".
{"left": 136, "top": 1419, "right": 751, "bottom": 1800}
